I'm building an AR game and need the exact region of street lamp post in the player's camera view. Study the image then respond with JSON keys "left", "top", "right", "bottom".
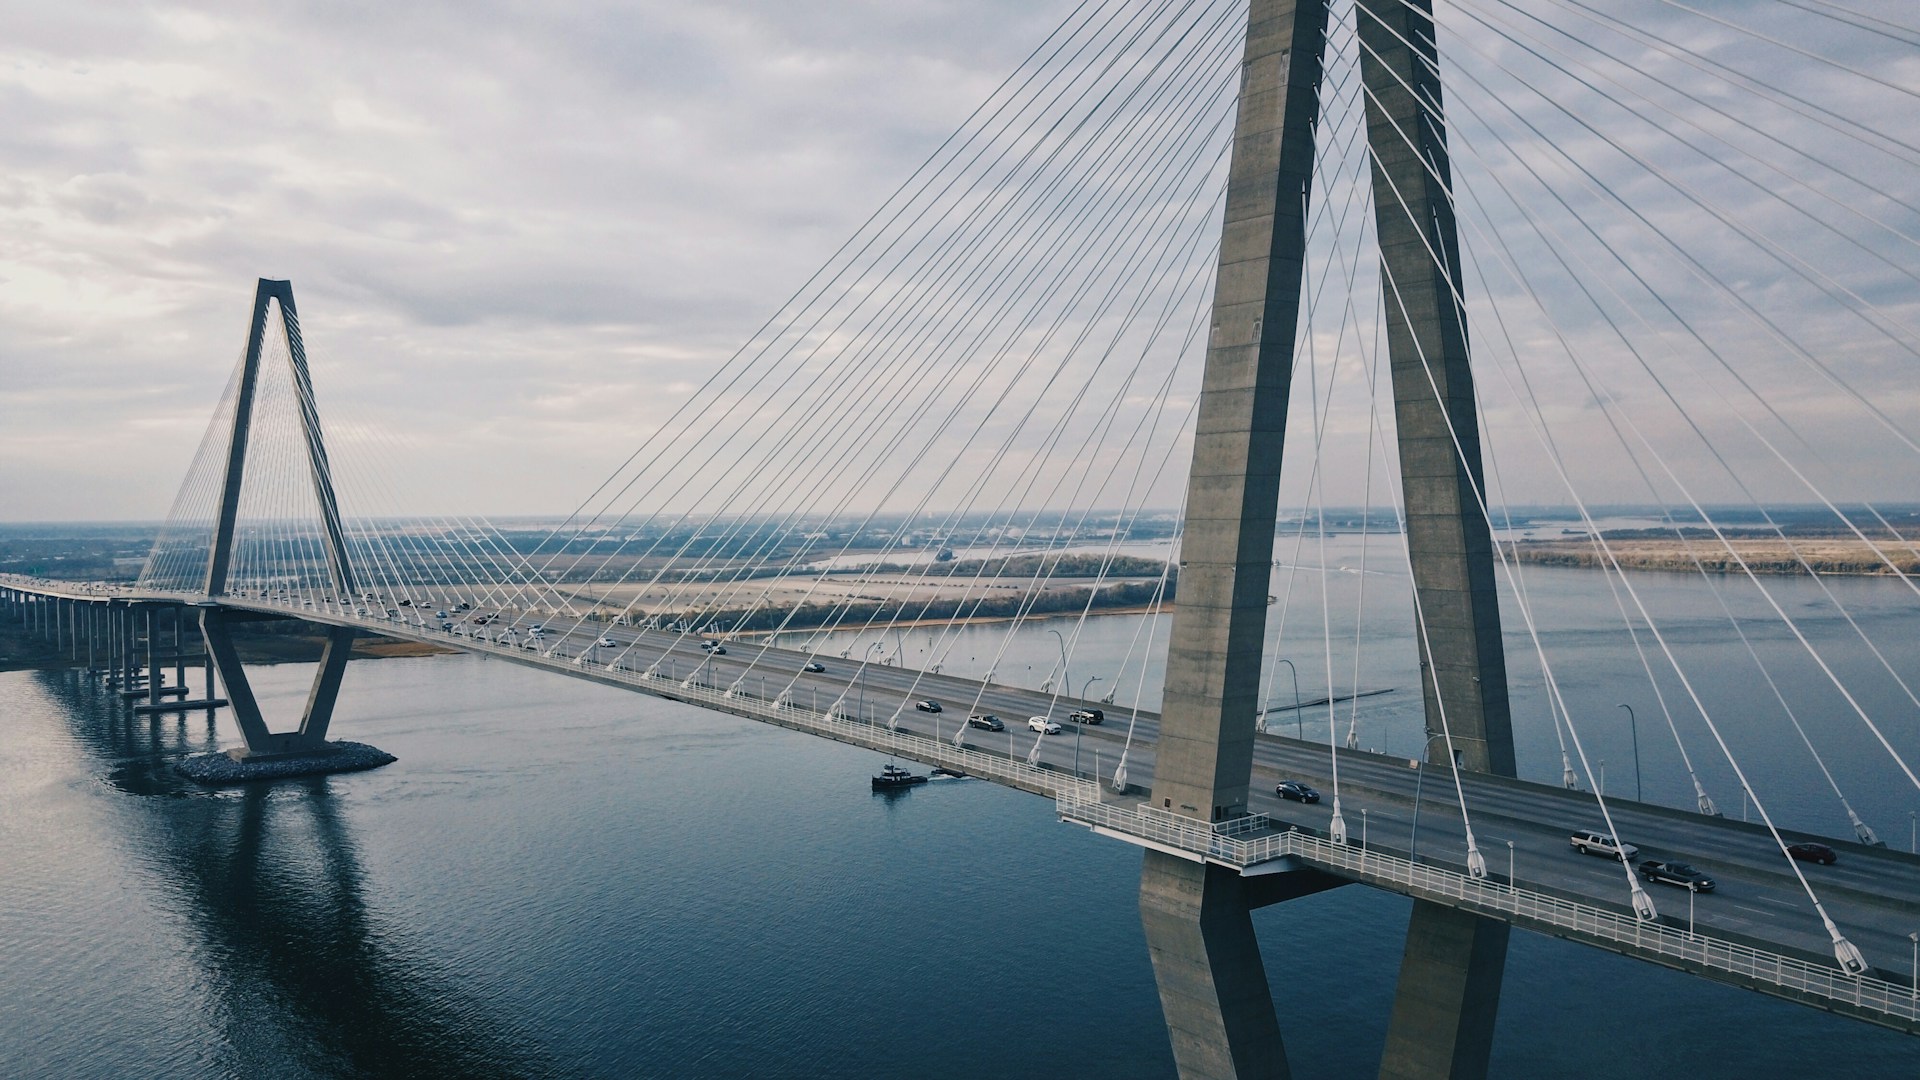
{"left": 1619, "top": 703, "right": 1641, "bottom": 802}
{"left": 1361, "top": 808, "right": 1368, "bottom": 852}
{"left": 1271, "top": 658, "right": 1302, "bottom": 738}
{"left": 861, "top": 642, "right": 884, "bottom": 725}
{"left": 1507, "top": 840, "right": 1515, "bottom": 887}
{"left": 1409, "top": 731, "right": 1448, "bottom": 862}
{"left": 1082, "top": 674, "right": 1103, "bottom": 700}
{"left": 1047, "top": 629, "right": 1068, "bottom": 699}
{"left": 1910, "top": 932, "right": 1918, "bottom": 1005}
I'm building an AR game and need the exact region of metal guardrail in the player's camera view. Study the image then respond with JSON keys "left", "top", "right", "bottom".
{"left": 1057, "top": 792, "right": 1920, "bottom": 1026}
{"left": 635, "top": 672, "right": 1102, "bottom": 801}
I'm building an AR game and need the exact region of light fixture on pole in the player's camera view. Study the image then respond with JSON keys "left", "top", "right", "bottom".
{"left": 1046, "top": 628, "right": 1068, "bottom": 698}
{"left": 1270, "top": 657, "right": 1301, "bottom": 738}
{"left": 1619, "top": 703, "right": 1641, "bottom": 802}
{"left": 1409, "top": 731, "right": 1446, "bottom": 861}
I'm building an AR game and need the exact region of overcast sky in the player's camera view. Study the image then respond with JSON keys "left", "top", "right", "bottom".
{"left": 3, "top": 0, "right": 1916, "bottom": 522}
{"left": 0, "top": 1, "right": 1072, "bottom": 520}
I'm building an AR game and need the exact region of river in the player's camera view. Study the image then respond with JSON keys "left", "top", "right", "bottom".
{"left": 4, "top": 552, "right": 1920, "bottom": 1076}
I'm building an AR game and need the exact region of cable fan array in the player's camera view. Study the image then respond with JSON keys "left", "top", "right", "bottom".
{"left": 131, "top": 0, "right": 1920, "bottom": 971}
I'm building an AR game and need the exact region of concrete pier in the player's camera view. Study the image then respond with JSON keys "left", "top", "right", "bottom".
{"left": 1141, "top": 853, "right": 1290, "bottom": 1080}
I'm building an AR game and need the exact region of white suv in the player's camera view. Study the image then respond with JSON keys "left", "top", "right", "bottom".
{"left": 1028, "top": 715, "right": 1062, "bottom": 734}
{"left": 1569, "top": 829, "right": 1639, "bottom": 861}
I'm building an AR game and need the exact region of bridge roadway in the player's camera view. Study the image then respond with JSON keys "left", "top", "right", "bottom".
{"left": 12, "top": 578, "right": 1920, "bottom": 1008}
{"left": 474, "top": 612, "right": 1920, "bottom": 982}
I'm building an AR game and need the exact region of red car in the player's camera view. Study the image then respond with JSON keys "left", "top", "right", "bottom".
{"left": 1788, "top": 842, "right": 1838, "bottom": 865}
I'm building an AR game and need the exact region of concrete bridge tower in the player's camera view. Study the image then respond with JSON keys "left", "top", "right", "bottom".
{"left": 199, "top": 278, "right": 363, "bottom": 760}
{"left": 1142, "top": 1, "right": 1517, "bottom": 1077}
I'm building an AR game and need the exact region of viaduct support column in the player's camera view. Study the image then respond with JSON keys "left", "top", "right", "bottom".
{"left": 145, "top": 606, "right": 161, "bottom": 705}
{"left": 1357, "top": 1, "right": 1516, "bottom": 1077}
{"left": 1141, "top": 2, "right": 1327, "bottom": 1078}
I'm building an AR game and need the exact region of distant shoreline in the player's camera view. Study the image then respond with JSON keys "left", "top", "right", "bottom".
{"left": 1511, "top": 536, "right": 1920, "bottom": 576}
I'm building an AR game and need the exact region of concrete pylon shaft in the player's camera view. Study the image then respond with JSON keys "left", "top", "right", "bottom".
{"left": 1356, "top": 2, "right": 1516, "bottom": 1077}
{"left": 1141, "top": 3, "right": 1327, "bottom": 1078}
{"left": 205, "top": 285, "right": 275, "bottom": 599}
{"left": 1152, "top": 0, "right": 1328, "bottom": 826}
{"left": 1356, "top": 0, "right": 1513, "bottom": 776}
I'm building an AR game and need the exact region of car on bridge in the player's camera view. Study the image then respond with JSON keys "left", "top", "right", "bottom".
{"left": 1569, "top": 829, "right": 1639, "bottom": 861}
{"left": 1028, "top": 715, "right": 1062, "bottom": 734}
{"left": 1275, "top": 780, "right": 1321, "bottom": 803}
{"left": 709, "top": 645, "right": 727, "bottom": 655}
{"left": 597, "top": 637, "right": 617, "bottom": 647}
{"left": 1637, "top": 860, "right": 1716, "bottom": 892}
{"left": 915, "top": 699, "right": 941, "bottom": 713}
{"left": 1069, "top": 708, "right": 1104, "bottom": 724}
{"left": 968, "top": 714, "right": 1003, "bottom": 731}
{"left": 803, "top": 661, "right": 826, "bottom": 673}
{"left": 1788, "top": 842, "right": 1838, "bottom": 865}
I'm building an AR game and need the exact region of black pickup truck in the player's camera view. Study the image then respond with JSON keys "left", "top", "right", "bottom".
{"left": 1637, "top": 860, "right": 1716, "bottom": 892}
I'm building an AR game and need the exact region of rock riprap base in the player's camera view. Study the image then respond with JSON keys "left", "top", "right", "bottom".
{"left": 176, "top": 741, "right": 396, "bottom": 784}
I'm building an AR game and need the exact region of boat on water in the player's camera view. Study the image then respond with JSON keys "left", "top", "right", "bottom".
{"left": 872, "top": 763, "right": 928, "bottom": 791}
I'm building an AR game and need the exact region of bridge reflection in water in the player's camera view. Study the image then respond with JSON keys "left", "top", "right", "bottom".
{"left": 51, "top": 672, "right": 553, "bottom": 1080}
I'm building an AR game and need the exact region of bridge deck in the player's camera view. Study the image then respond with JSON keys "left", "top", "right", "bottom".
{"left": 9, "top": 576, "right": 1920, "bottom": 1031}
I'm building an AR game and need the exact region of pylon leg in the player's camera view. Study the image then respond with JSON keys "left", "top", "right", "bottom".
{"left": 1378, "top": 901, "right": 1509, "bottom": 1080}
{"left": 1141, "top": 851, "right": 1290, "bottom": 1080}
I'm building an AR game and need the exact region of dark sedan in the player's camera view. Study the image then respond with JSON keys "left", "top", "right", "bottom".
{"left": 1788, "top": 842, "right": 1838, "bottom": 865}
{"left": 967, "top": 714, "right": 1004, "bottom": 731}
{"left": 1275, "top": 781, "right": 1321, "bottom": 804}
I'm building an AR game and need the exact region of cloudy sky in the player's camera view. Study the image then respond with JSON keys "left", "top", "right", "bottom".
{"left": 3, "top": 0, "right": 1917, "bottom": 522}
{"left": 0, "top": 1, "right": 1071, "bottom": 520}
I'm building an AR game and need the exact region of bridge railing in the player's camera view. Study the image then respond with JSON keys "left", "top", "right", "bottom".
{"left": 0, "top": 578, "right": 1103, "bottom": 803}
{"left": 1057, "top": 791, "right": 1920, "bottom": 1026}
{"left": 652, "top": 675, "right": 1102, "bottom": 801}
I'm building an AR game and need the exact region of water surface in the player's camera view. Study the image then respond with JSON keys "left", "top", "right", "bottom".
{"left": 4, "top": 637, "right": 1919, "bottom": 1077}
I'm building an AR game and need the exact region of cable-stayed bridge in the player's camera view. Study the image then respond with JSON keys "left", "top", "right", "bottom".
{"left": 8, "top": 0, "right": 1920, "bottom": 1076}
